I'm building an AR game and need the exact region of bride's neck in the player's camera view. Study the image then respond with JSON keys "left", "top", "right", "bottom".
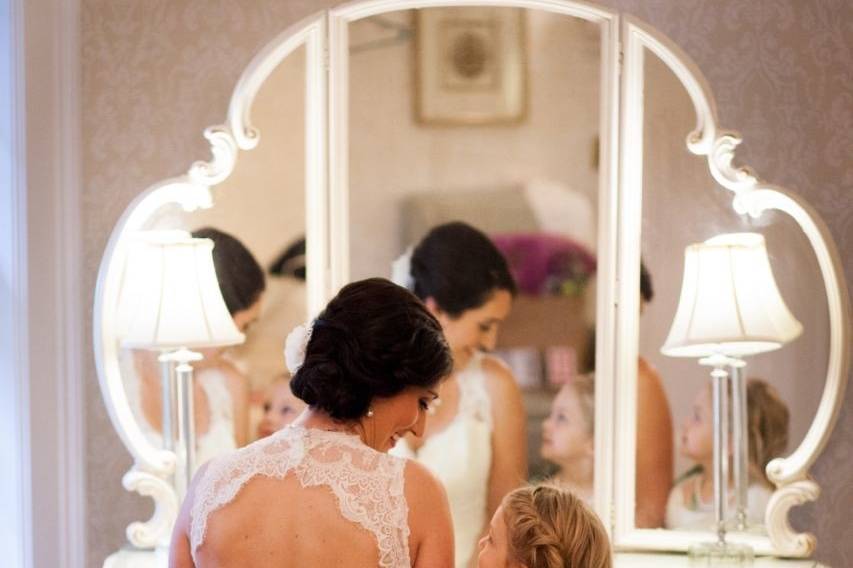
{"left": 295, "top": 408, "right": 366, "bottom": 439}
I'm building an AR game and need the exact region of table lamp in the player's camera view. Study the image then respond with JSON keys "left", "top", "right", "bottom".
{"left": 661, "top": 232, "right": 801, "bottom": 564}
{"left": 117, "top": 230, "right": 245, "bottom": 497}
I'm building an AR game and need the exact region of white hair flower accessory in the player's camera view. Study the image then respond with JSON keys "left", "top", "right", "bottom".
{"left": 391, "top": 246, "right": 415, "bottom": 291}
{"left": 284, "top": 321, "right": 313, "bottom": 375}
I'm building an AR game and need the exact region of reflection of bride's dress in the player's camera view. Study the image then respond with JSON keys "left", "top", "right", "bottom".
{"left": 392, "top": 353, "right": 493, "bottom": 568}
{"left": 121, "top": 351, "right": 237, "bottom": 470}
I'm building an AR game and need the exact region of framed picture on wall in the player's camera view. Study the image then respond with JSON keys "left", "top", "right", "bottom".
{"left": 414, "top": 7, "right": 527, "bottom": 126}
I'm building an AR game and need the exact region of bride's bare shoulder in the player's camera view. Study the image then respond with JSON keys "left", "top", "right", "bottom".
{"left": 403, "top": 459, "right": 443, "bottom": 492}
{"left": 481, "top": 354, "right": 515, "bottom": 384}
{"left": 404, "top": 460, "right": 450, "bottom": 524}
{"left": 481, "top": 354, "right": 523, "bottom": 407}
{"left": 403, "top": 460, "right": 453, "bottom": 565}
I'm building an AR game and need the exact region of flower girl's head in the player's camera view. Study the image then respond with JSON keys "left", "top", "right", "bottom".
{"left": 477, "top": 484, "right": 611, "bottom": 568}
{"left": 680, "top": 378, "right": 789, "bottom": 486}
{"left": 407, "top": 222, "right": 517, "bottom": 366}
{"left": 541, "top": 375, "right": 595, "bottom": 469}
{"left": 680, "top": 382, "right": 714, "bottom": 464}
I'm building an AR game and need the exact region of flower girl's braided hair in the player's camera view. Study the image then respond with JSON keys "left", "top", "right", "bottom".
{"left": 503, "top": 485, "right": 612, "bottom": 568}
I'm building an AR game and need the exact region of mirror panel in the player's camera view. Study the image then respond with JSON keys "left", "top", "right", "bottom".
{"left": 120, "top": 45, "right": 309, "bottom": 460}
{"left": 637, "top": 48, "right": 830, "bottom": 534}
{"left": 348, "top": 5, "right": 602, "bottom": 480}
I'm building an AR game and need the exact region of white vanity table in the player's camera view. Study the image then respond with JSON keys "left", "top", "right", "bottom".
{"left": 107, "top": 548, "right": 826, "bottom": 567}
{"left": 614, "top": 553, "right": 824, "bottom": 568}
{"left": 93, "top": 0, "right": 849, "bottom": 566}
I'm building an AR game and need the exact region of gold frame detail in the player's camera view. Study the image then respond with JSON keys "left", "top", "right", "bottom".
{"left": 414, "top": 7, "right": 527, "bottom": 125}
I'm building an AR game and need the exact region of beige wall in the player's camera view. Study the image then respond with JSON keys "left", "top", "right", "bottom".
{"left": 348, "top": 10, "right": 600, "bottom": 280}
{"left": 167, "top": 47, "right": 307, "bottom": 270}
{"left": 82, "top": 1, "right": 853, "bottom": 566}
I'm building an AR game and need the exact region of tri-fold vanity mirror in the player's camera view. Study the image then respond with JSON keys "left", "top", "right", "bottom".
{"left": 93, "top": 0, "right": 849, "bottom": 565}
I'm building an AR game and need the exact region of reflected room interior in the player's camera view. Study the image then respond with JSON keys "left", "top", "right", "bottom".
{"left": 348, "top": 7, "right": 601, "bottom": 484}
{"left": 639, "top": 50, "right": 829, "bottom": 534}
{"left": 122, "top": 46, "right": 310, "bottom": 452}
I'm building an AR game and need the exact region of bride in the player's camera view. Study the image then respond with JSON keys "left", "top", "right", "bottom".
{"left": 169, "top": 278, "right": 455, "bottom": 567}
{"left": 392, "top": 222, "right": 528, "bottom": 568}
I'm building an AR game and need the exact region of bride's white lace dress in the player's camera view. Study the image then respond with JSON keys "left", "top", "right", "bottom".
{"left": 189, "top": 424, "right": 411, "bottom": 567}
{"left": 121, "top": 350, "right": 237, "bottom": 472}
{"left": 392, "top": 352, "right": 493, "bottom": 567}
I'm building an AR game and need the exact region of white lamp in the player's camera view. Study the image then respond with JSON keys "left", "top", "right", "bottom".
{"left": 117, "top": 230, "right": 244, "bottom": 496}
{"left": 662, "top": 232, "right": 801, "bottom": 562}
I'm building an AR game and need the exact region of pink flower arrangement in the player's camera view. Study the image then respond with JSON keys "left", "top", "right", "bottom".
{"left": 492, "top": 232, "right": 597, "bottom": 297}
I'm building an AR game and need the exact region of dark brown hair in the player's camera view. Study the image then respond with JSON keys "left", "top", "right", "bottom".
{"left": 290, "top": 278, "right": 453, "bottom": 420}
{"left": 191, "top": 227, "right": 265, "bottom": 315}
{"left": 409, "top": 222, "right": 516, "bottom": 317}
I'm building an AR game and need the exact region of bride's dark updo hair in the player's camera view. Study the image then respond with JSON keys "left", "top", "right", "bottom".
{"left": 290, "top": 278, "right": 452, "bottom": 420}
{"left": 410, "top": 222, "right": 516, "bottom": 317}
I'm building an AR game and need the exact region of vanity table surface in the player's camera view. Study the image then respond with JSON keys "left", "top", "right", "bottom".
{"left": 108, "top": 549, "right": 826, "bottom": 568}
{"left": 615, "top": 552, "right": 825, "bottom": 567}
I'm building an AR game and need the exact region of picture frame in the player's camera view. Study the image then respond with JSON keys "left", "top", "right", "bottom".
{"left": 414, "top": 7, "right": 527, "bottom": 126}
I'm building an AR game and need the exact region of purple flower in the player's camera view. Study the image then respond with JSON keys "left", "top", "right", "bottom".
{"left": 492, "top": 232, "right": 597, "bottom": 297}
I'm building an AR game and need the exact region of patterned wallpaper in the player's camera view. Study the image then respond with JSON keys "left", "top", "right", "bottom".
{"left": 81, "top": 1, "right": 853, "bottom": 565}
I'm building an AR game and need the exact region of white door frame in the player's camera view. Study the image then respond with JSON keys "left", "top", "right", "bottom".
{"left": 1, "top": 0, "right": 85, "bottom": 566}
{"left": 0, "top": 0, "right": 32, "bottom": 565}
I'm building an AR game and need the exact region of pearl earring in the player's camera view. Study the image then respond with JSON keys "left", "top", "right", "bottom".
{"left": 367, "top": 408, "right": 374, "bottom": 418}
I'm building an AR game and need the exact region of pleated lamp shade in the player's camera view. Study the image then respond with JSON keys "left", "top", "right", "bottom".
{"left": 661, "top": 232, "right": 802, "bottom": 358}
{"left": 117, "top": 231, "right": 245, "bottom": 350}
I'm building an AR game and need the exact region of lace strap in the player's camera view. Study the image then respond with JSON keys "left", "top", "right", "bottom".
{"left": 458, "top": 354, "right": 494, "bottom": 429}
{"left": 189, "top": 430, "right": 305, "bottom": 563}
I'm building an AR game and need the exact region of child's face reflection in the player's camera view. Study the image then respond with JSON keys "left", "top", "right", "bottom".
{"left": 257, "top": 379, "right": 305, "bottom": 438}
{"left": 681, "top": 385, "right": 713, "bottom": 461}
{"left": 541, "top": 384, "right": 592, "bottom": 464}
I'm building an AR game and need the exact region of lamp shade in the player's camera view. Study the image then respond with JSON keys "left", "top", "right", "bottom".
{"left": 117, "top": 231, "right": 245, "bottom": 350}
{"left": 661, "top": 232, "right": 802, "bottom": 358}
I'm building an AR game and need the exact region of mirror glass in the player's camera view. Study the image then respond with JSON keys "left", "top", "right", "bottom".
{"left": 348, "top": 6, "right": 602, "bottom": 561}
{"left": 637, "top": 48, "right": 830, "bottom": 533}
{"left": 117, "top": 45, "right": 310, "bottom": 465}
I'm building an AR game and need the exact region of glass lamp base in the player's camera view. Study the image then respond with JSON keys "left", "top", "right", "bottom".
{"left": 688, "top": 541, "right": 754, "bottom": 566}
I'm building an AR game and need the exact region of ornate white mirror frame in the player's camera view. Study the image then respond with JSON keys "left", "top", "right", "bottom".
{"left": 92, "top": 0, "right": 850, "bottom": 560}
{"left": 610, "top": 16, "right": 851, "bottom": 557}
{"left": 92, "top": 14, "right": 329, "bottom": 551}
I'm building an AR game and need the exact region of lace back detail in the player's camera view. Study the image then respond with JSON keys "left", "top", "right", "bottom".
{"left": 189, "top": 426, "right": 411, "bottom": 567}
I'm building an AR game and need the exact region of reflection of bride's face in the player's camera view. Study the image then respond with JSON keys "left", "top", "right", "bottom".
{"left": 429, "top": 289, "right": 512, "bottom": 369}
{"left": 196, "top": 297, "right": 264, "bottom": 361}
{"left": 232, "top": 296, "right": 264, "bottom": 333}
